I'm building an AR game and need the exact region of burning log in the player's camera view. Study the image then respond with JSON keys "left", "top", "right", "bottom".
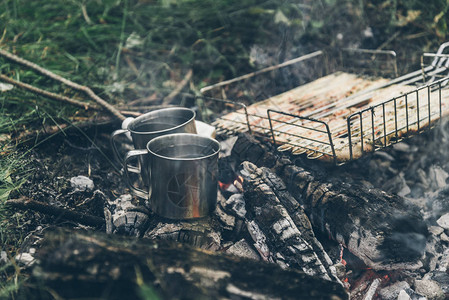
{"left": 232, "top": 133, "right": 429, "bottom": 270}
{"left": 240, "top": 161, "right": 340, "bottom": 282}
{"left": 31, "top": 228, "right": 349, "bottom": 300}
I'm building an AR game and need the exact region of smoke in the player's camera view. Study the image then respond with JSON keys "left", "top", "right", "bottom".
{"left": 378, "top": 215, "right": 429, "bottom": 262}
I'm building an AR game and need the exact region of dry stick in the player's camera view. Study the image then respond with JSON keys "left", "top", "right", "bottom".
{"left": 0, "top": 48, "right": 125, "bottom": 121}
{"left": 127, "top": 94, "right": 159, "bottom": 106}
{"left": 162, "top": 69, "right": 193, "bottom": 105}
{"left": 117, "top": 104, "right": 176, "bottom": 111}
{"left": 6, "top": 197, "right": 104, "bottom": 227}
{"left": 124, "top": 55, "right": 139, "bottom": 77}
{"left": 0, "top": 74, "right": 94, "bottom": 110}
{"left": 0, "top": 74, "right": 137, "bottom": 117}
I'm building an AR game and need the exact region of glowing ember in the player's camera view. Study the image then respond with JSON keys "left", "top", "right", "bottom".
{"left": 339, "top": 244, "right": 347, "bottom": 265}
{"left": 218, "top": 181, "right": 231, "bottom": 190}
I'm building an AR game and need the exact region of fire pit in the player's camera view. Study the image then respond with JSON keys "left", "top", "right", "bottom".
{"left": 7, "top": 43, "right": 449, "bottom": 300}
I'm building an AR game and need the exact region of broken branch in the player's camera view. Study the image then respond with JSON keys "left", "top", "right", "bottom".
{"left": 0, "top": 74, "right": 139, "bottom": 117}
{"left": 0, "top": 48, "right": 125, "bottom": 120}
{"left": 6, "top": 197, "right": 104, "bottom": 227}
{"left": 0, "top": 74, "right": 94, "bottom": 110}
{"left": 162, "top": 69, "right": 193, "bottom": 105}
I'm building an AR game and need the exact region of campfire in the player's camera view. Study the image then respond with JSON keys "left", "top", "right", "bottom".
{"left": 5, "top": 42, "right": 449, "bottom": 300}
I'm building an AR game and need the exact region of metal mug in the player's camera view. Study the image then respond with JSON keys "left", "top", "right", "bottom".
{"left": 111, "top": 107, "right": 197, "bottom": 185}
{"left": 124, "top": 133, "right": 220, "bottom": 219}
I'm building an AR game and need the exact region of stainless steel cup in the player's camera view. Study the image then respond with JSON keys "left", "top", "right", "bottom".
{"left": 111, "top": 107, "right": 197, "bottom": 185}
{"left": 124, "top": 133, "right": 220, "bottom": 219}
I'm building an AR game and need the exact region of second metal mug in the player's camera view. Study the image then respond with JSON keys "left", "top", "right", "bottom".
{"left": 111, "top": 107, "right": 197, "bottom": 185}
{"left": 124, "top": 133, "right": 220, "bottom": 219}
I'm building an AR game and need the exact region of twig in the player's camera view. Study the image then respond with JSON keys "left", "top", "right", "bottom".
{"left": 0, "top": 74, "right": 94, "bottom": 110}
{"left": 376, "top": 31, "right": 400, "bottom": 51}
{"left": 124, "top": 55, "right": 139, "bottom": 77}
{"left": 81, "top": 2, "right": 93, "bottom": 25}
{"left": 0, "top": 48, "right": 125, "bottom": 120}
{"left": 117, "top": 110, "right": 141, "bottom": 117}
{"left": 117, "top": 104, "right": 176, "bottom": 111}
{"left": 6, "top": 197, "right": 104, "bottom": 227}
{"left": 162, "top": 69, "right": 193, "bottom": 105}
{"left": 199, "top": 51, "right": 323, "bottom": 93}
{"left": 127, "top": 92, "right": 161, "bottom": 106}
{"left": 0, "top": 73, "right": 138, "bottom": 117}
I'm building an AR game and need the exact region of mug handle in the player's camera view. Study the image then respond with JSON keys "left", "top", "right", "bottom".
{"left": 111, "top": 129, "right": 139, "bottom": 173}
{"left": 124, "top": 149, "right": 150, "bottom": 200}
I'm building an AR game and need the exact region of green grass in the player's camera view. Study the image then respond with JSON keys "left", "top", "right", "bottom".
{"left": 0, "top": 145, "right": 31, "bottom": 300}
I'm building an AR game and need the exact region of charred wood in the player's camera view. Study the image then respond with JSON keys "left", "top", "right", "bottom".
{"left": 141, "top": 192, "right": 240, "bottom": 251}
{"left": 31, "top": 228, "right": 349, "bottom": 300}
{"left": 240, "top": 161, "right": 340, "bottom": 282}
{"left": 232, "top": 133, "right": 429, "bottom": 270}
{"left": 105, "top": 194, "right": 149, "bottom": 237}
{"left": 6, "top": 196, "right": 104, "bottom": 227}
{"left": 144, "top": 219, "right": 222, "bottom": 251}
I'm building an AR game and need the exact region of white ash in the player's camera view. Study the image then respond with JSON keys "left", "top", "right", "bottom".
{"left": 106, "top": 194, "right": 149, "bottom": 236}
{"left": 246, "top": 220, "right": 272, "bottom": 262}
{"left": 436, "top": 213, "right": 449, "bottom": 230}
{"left": 426, "top": 271, "right": 449, "bottom": 294}
{"left": 108, "top": 194, "right": 136, "bottom": 222}
{"left": 363, "top": 278, "right": 380, "bottom": 300}
{"left": 428, "top": 166, "right": 449, "bottom": 190}
{"left": 413, "top": 279, "right": 445, "bottom": 300}
{"left": 440, "top": 232, "right": 449, "bottom": 242}
{"left": 378, "top": 281, "right": 410, "bottom": 300}
{"left": 220, "top": 136, "right": 238, "bottom": 157}
{"left": 429, "top": 225, "right": 444, "bottom": 236}
{"left": 226, "top": 283, "right": 280, "bottom": 300}
{"left": 225, "top": 193, "right": 247, "bottom": 218}
{"left": 215, "top": 203, "right": 236, "bottom": 230}
{"left": 226, "top": 239, "right": 260, "bottom": 260}
{"left": 397, "top": 290, "right": 411, "bottom": 300}
{"left": 398, "top": 288, "right": 426, "bottom": 300}
{"left": 70, "top": 175, "right": 94, "bottom": 192}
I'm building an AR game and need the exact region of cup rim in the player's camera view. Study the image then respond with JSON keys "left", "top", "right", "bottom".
{"left": 147, "top": 133, "right": 220, "bottom": 161}
{"left": 128, "top": 107, "right": 196, "bottom": 135}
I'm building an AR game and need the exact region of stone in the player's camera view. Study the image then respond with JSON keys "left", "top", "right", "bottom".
{"left": 414, "top": 279, "right": 445, "bottom": 300}
{"left": 70, "top": 175, "right": 94, "bottom": 191}
{"left": 437, "top": 213, "right": 449, "bottom": 230}
{"left": 378, "top": 281, "right": 410, "bottom": 300}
